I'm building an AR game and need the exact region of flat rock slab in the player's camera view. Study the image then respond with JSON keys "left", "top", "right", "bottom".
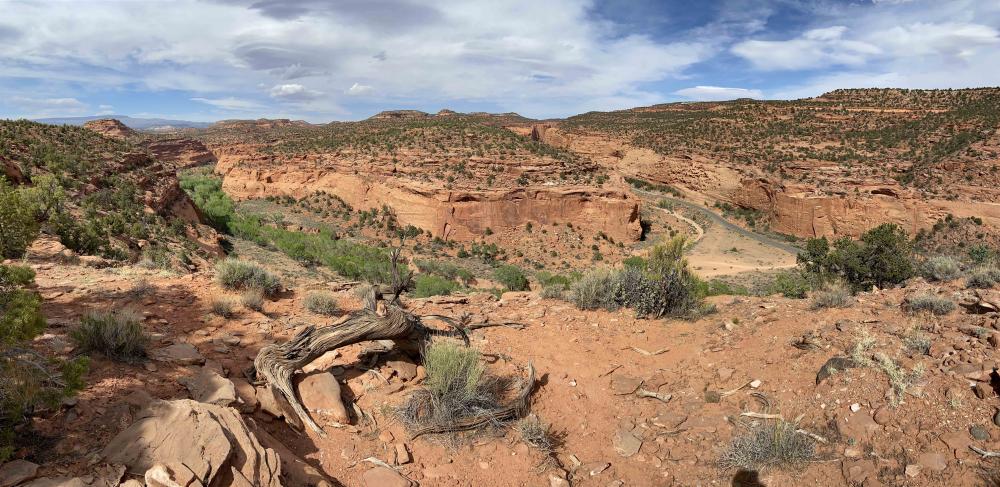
{"left": 0, "top": 460, "right": 39, "bottom": 487}
{"left": 178, "top": 367, "right": 236, "bottom": 406}
{"left": 151, "top": 343, "right": 204, "bottom": 366}
{"left": 610, "top": 376, "right": 643, "bottom": 395}
{"left": 612, "top": 429, "right": 642, "bottom": 457}
{"left": 362, "top": 466, "right": 415, "bottom": 487}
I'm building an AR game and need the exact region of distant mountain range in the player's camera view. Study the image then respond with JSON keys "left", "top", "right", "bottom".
{"left": 33, "top": 115, "right": 212, "bottom": 131}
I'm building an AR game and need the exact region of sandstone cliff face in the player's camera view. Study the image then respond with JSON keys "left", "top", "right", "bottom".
{"left": 217, "top": 156, "right": 642, "bottom": 242}
{"left": 734, "top": 178, "right": 1000, "bottom": 238}
{"left": 83, "top": 119, "right": 133, "bottom": 139}
{"left": 145, "top": 137, "right": 217, "bottom": 168}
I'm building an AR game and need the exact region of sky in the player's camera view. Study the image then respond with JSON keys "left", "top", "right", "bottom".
{"left": 1, "top": 0, "right": 998, "bottom": 122}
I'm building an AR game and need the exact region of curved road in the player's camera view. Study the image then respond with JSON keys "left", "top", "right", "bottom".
{"left": 631, "top": 187, "right": 802, "bottom": 255}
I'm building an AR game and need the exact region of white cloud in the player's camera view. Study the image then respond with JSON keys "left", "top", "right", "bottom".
{"left": 8, "top": 96, "right": 87, "bottom": 116}
{"left": 97, "top": 104, "right": 115, "bottom": 115}
{"left": 270, "top": 83, "right": 323, "bottom": 101}
{"left": 191, "top": 97, "right": 263, "bottom": 111}
{"left": 732, "top": 26, "right": 880, "bottom": 70}
{"left": 675, "top": 86, "right": 763, "bottom": 101}
{"left": 346, "top": 82, "right": 374, "bottom": 96}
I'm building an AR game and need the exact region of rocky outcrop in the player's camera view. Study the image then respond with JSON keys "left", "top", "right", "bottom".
{"left": 219, "top": 163, "right": 642, "bottom": 242}
{"left": 83, "top": 119, "right": 133, "bottom": 139}
{"left": 732, "top": 178, "right": 1000, "bottom": 238}
{"left": 2, "top": 156, "right": 27, "bottom": 185}
{"left": 369, "top": 110, "right": 429, "bottom": 120}
{"left": 145, "top": 138, "right": 217, "bottom": 168}
{"left": 102, "top": 399, "right": 282, "bottom": 486}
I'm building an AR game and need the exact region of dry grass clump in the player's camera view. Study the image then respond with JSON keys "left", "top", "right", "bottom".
{"left": 903, "top": 293, "right": 955, "bottom": 315}
{"left": 398, "top": 342, "right": 507, "bottom": 441}
{"left": 966, "top": 266, "right": 1000, "bottom": 289}
{"left": 215, "top": 258, "right": 281, "bottom": 296}
{"left": 874, "top": 353, "right": 925, "bottom": 406}
{"left": 211, "top": 296, "right": 239, "bottom": 318}
{"left": 810, "top": 282, "right": 852, "bottom": 309}
{"left": 241, "top": 290, "right": 265, "bottom": 312}
{"left": 304, "top": 292, "right": 338, "bottom": 316}
{"left": 128, "top": 278, "right": 153, "bottom": 298}
{"left": 719, "top": 420, "right": 815, "bottom": 471}
{"left": 70, "top": 308, "right": 148, "bottom": 362}
{"left": 921, "top": 255, "right": 962, "bottom": 281}
{"left": 517, "top": 415, "right": 559, "bottom": 457}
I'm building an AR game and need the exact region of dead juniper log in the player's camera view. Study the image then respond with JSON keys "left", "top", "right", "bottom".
{"left": 250, "top": 248, "right": 533, "bottom": 437}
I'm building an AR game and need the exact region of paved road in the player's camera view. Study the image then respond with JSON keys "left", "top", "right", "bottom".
{"left": 631, "top": 187, "right": 802, "bottom": 255}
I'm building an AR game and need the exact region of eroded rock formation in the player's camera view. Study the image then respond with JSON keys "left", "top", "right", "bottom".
{"left": 83, "top": 119, "right": 133, "bottom": 139}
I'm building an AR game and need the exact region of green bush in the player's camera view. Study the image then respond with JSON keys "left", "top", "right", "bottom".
{"left": 904, "top": 293, "right": 955, "bottom": 315}
{"left": 304, "top": 292, "right": 339, "bottom": 315}
{"left": 412, "top": 274, "right": 460, "bottom": 297}
{"left": 215, "top": 259, "right": 281, "bottom": 296}
{"left": 494, "top": 265, "right": 529, "bottom": 291}
{"left": 966, "top": 267, "right": 1000, "bottom": 289}
{"left": 570, "top": 267, "right": 619, "bottom": 310}
{"left": 414, "top": 259, "right": 474, "bottom": 285}
{"left": 536, "top": 271, "right": 573, "bottom": 291}
{"left": 798, "top": 223, "right": 914, "bottom": 291}
{"left": 766, "top": 270, "right": 812, "bottom": 299}
{"left": 0, "top": 266, "right": 45, "bottom": 344}
{"left": 921, "top": 256, "right": 962, "bottom": 281}
{"left": 71, "top": 308, "right": 148, "bottom": 362}
{"left": 0, "top": 177, "right": 40, "bottom": 259}
{"left": 179, "top": 170, "right": 234, "bottom": 232}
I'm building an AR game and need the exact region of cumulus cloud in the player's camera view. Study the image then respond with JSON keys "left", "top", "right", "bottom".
{"left": 732, "top": 26, "right": 881, "bottom": 70}
{"left": 97, "top": 104, "right": 115, "bottom": 115}
{"left": 8, "top": 96, "right": 88, "bottom": 116}
{"left": 270, "top": 83, "right": 323, "bottom": 101}
{"left": 675, "top": 86, "right": 763, "bottom": 101}
{"left": 346, "top": 83, "right": 374, "bottom": 96}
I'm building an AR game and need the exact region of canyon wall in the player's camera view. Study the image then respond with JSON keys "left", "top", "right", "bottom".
{"left": 734, "top": 178, "right": 1000, "bottom": 238}
{"left": 217, "top": 156, "right": 642, "bottom": 242}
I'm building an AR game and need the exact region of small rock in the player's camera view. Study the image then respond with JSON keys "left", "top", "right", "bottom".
{"left": 973, "top": 382, "right": 992, "bottom": 400}
{"left": 873, "top": 406, "right": 892, "bottom": 426}
{"left": 816, "top": 356, "right": 856, "bottom": 384}
{"left": 850, "top": 403, "right": 862, "bottom": 413}
{"left": 296, "top": 372, "right": 350, "bottom": 424}
{"left": 613, "top": 429, "right": 642, "bottom": 457}
{"left": 232, "top": 378, "right": 258, "bottom": 413}
{"left": 362, "top": 467, "right": 414, "bottom": 487}
{"left": 379, "top": 430, "right": 395, "bottom": 443}
{"left": 749, "top": 379, "right": 762, "bottom": 389}
{"left": 916, "top": 452, "right": 947, "bottom": 472}
{"left": 581, "top": 462, "right": 610, "bottom": 476}
{"left": 844, "top": 447, "right": 862, "bottom": 458}
{"left": 387, "top": 359, "right": 418, "bottom": 381}
{"left": 549, "top": 476, "right": 570, "bottom": 487}
{"left": 394, "top": 443, "right": 411, "bottom": 465}
{"left": 717, "top": 368, "right": 735, "bottom": 382}
{"left": 904, "top": 464, "right": 921, "bottom": 478}
{"left": 610, "top": 376, "right": 642, "bottom": 395}
{"left": 152, "top": 343, "right": 204, "bottom": 366}
{"left": 993, "top": 408, "right": 1000, "bottom": 427}
{"left": 970, "top": 424, "right": 989, "bottom": 441}
{"left": 0, "top": 460, "right": 39, "bottom": 487}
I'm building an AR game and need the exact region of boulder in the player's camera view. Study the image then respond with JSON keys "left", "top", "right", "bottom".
{"left": 0, "top": 460, "right": 39, "bottom": 487}
{"left": 152, "top": 343, "right": 205, "bottom": 366}
{"left": 296, "top": 371, "right": 350, "bottom": 424}
{"left": 101, "top": 399, "right": 281, "bottom": 486}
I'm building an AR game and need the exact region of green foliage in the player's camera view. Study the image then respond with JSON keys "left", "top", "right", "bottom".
{"left": 966, "top": 266, "right": 1000, "bottom": 289}
{"left": 215, "top": 259, "right": 282, "bottom": 297}
{"left": 412, "top": 274, "right": 460, "bottom": 297}
{"left": 570, "top": 267, "right": 619, "bottom": 310}
{"left": 494, "top": 265, "right": 529, "bottom": 291}
{"left": 798, "top": 224, "right": 914, "bottom": 291}
{"left": 422, "top": 342, "right": 485, "bottom": 404}
{"left": 811, "top": 282, "right": 852, "bottom": 309}
{"left": 71, "top": 308, "right": 148, "bottom": 362}
{"left": 0, "top": 266, "right": 44, "bottom": 345}
{"left": 414, "top": 259, "right": 474, "bottom": 285}
{"left": 304, "top": 292, "right": 339, "bottom": 316}
{"left": 0, "top": 178, "right": 40, "bottom": 259}
{"left": 766, "top": 270, "right": 813, "bottom": 299}
{"left": 535, "top": 271, "right": 574, "bottom": 290}
{"left": 968, "top": 244, "right": 996, "bottom": 265}
{"left": 179, "top": 170, "right": 234, "bottom": 232}
{"left": 49, "top": 211, "right": 106, "bottom": 255}
{"left": 699, "top": 279, "right": 749, "bottom": 297}
{"left": 622, "top": 256, "right": 647, "bottom": 269}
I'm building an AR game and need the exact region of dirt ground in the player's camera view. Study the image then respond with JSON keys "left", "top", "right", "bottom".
{"left": 16, "top": 236, "right": 1000, "bottom": 487}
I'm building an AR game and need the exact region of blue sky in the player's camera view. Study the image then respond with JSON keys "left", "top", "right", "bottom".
{"left": 1, "top": 0, "right": 998, "bottom": 122}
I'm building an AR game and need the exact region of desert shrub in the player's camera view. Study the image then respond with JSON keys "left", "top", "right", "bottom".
{"left": 719, "top": 420, "right": 814, "bottom": 471}
{"left": 70, "top": 308, "right": 148, "bottom": 362}
{"left": 700, "top": 279, "right": 749, "bottom": 297}
{"left": 968, "top": 244, "right": 996, "bottom": 265}
{"left": 622, "top": 256, "right": 647, "bottom": 269}
{"left": 1, "top": 265, "right": 87, "bottom": 461}
{"left": 494, "top": 265, "right": 529, "bottom": 292}
{"left": 304, "top": 292, "right": 338, "bottom": 315}
{"left": 215, "top": 258, "right": 281, "bottom": 296}
{"left": 210, "top": 296, "right": 239, "bottom": 318}
{"left": 966, "top": 266, "right": 1000, "bottom": 289}
{"left": 517, "top": 415, "right": 558, "bottom": 456}
{"left": 539, "top": 285, "right": 564, "bottom": 299}
{"left": 128, "top": 278, "right": 153, "bottom": 297}
{"left": 798, "top": 223, "right": 914, "bottom": 291}
{"left": 613, "top": 265, "right": 701, "bottom": 318}
{"left": 241, "top": 290, "right": 265, "bottom": 312}
{"left": 811, "top": 282, "right": 852, "bottom": 309}
{"left": 0, "top": 177, "right": 40, "bottom": 259}
{"left": 921, "top": 256, "right": 962, "bottom": 281}
{"left": 765, "top": 270, "right": 812, "bottom": 299}
{"left": 179, "top": 170, "right": 234, "bottom": 232}
{"left": 414, "top": 260, "right": 474, "bottom": 285}
{"left": 412, "top": 274, "right": 460, "bottom": 297}
{"left": 535, "top": 271, "right": 574, "bottom": 291}
{"left": 570, "top": 267, "right": 618, "bottom": 310}
{"left": 398, "top": 343, "right": 506, "bottom": 439}
{"left": 904, "top": 293, "right": 955, "bottom": 315}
